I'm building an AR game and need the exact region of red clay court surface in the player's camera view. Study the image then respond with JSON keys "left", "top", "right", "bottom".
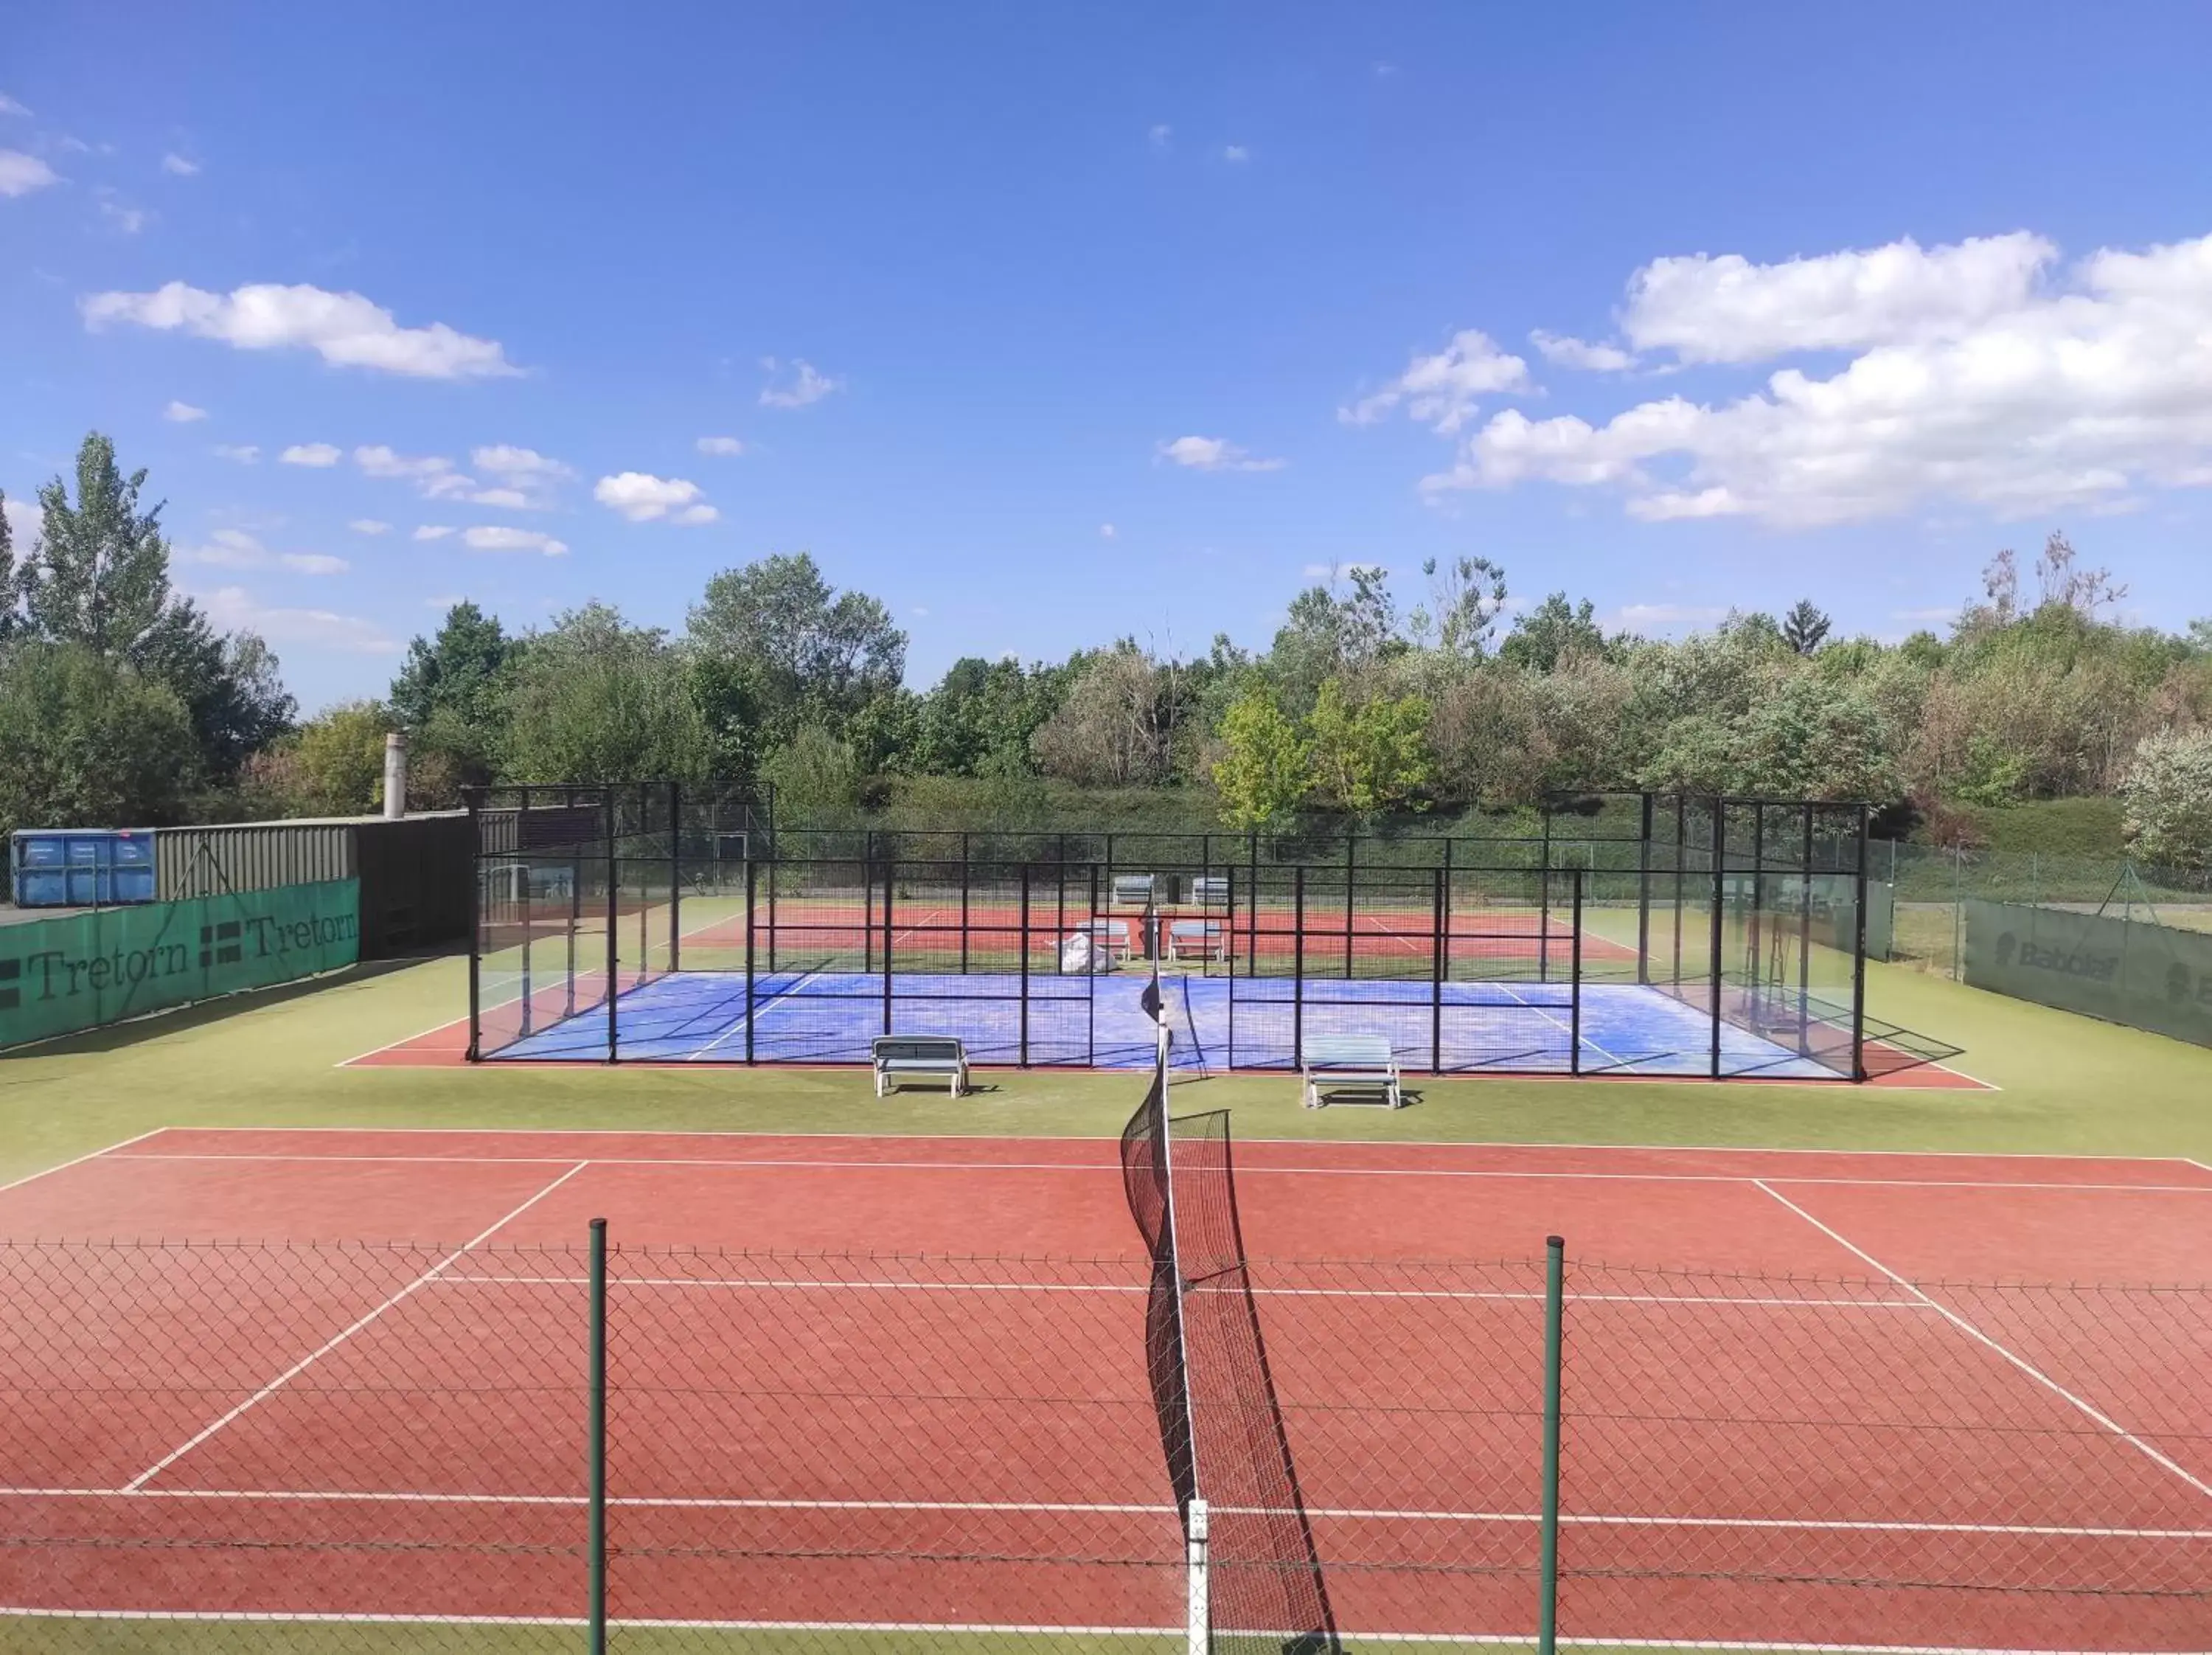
{"left": 1, "top": 1128, "right": 2206, "bottom": 1648}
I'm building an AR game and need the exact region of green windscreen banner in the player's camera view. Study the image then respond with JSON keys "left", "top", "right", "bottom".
{"left": 0, "top": 878, "right": 360, "bottom": 1051}
{"left": 1962, "top": 898, "right": 2212, "bottom": 1049}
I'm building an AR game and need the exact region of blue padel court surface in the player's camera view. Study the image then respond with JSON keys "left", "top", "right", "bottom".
{"left": 484, "top": 970, "right": 1846, "bottom": 1078}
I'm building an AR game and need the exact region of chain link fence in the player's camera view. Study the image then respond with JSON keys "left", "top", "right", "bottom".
{"left": 1, "top": 1238, "right": 2205, "bottom": 1651}
{"left": 1877, "top": 842, "right": 2212, "bottom": 979}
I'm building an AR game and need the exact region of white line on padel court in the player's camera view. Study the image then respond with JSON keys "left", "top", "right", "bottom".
{"left": 0, "top": 1129, "right": 167, "bottom": 1197}
{"left": 1753, "top": 1180, "right": 2212, "bottom": 1501}
{"left": 3, "top": 1485, "right": 2198, "bottom": 1543}
{"left": 119, "top": 1162, "right": 591, "bottom": 1493}
{"left": 93, "top": 1149, "right": 2212, "bottom": 1195}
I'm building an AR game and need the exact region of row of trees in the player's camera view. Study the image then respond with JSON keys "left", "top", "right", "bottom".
{"left": 0, "top": 435, "right": 293, "bottom": 846}
{"left": 6, "top": 433, "right": 2211, "bottom": 869}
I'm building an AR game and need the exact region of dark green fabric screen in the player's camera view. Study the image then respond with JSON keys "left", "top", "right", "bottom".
{"left": 1962, "top": 898, "right": 2212, "bottom": 1049}
{"left": 0, "top": 879, "right": 360, "bottom": 1051}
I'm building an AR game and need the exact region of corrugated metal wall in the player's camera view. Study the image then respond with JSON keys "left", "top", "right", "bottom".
{"left": 154, "top": 813, "right": 473, "bottom": 960}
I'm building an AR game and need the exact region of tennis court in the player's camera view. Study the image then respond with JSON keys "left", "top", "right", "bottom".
{"left": 2, "top": 1125, "right": 2205, "bottom": 1650}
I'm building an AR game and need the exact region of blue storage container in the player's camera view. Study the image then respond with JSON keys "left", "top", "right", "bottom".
{"left": 10, "top": 830, "right": 159, "bottom": 907}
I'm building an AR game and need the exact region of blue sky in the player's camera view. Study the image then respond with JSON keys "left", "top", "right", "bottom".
{"left": 4, "top": 3, "right": 2211, "bottom": 712}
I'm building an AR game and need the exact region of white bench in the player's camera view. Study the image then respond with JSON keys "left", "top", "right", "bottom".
{"left": 1187, "top": 875, "right": 1230, "bottom": 909}
{"left": 872, "top": 1035, "right": 969, "bottom": 1098}
{"left": 1301, "top": 1034, "right": 1402, "bottom": 1109}
{"left": 1110, "top": 873, "right": 1157, "bottom": 909}
{"left": 1073, "top": 915, "right": 1133, "bottom": 965}
{"left": 1165, "top": 918, "right": 1229, "bottom": 962}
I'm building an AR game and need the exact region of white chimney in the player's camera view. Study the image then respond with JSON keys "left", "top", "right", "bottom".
{"left": 383, "top": 732, "right": 408, "bottom": 819}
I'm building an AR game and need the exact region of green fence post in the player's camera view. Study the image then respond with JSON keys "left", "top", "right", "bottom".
{"left": 588, "top": 1216, "right": 608, "bottom": 1655}
{"left": 1538, "top": 1233, "right": 1565, "bottom": 1655}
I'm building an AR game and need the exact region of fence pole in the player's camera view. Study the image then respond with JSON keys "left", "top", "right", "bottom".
{"left": 1538, "top": 812, "right": 1553, "bottom": 983}
{"left": 1708, "top": 802, "right": 1724, "bottom": 1080}
{"left": 1950, "top": 846, "right": 1963, "bottom": 981}
{"left": 961, "top": 832, "right": 971, "bottom": 975}
{"left": 1537, "top": 1234, "right": 1565, "bottom": 1655}
{"left": 1851, "top": 805, "right": 1869, "bottom": 1081}
{"left": 1672, "top": 794, "right": 1686, "bottom": 992}
{"left": 1636, "top": 792, "right": 1652, "bottom": 986}
{"left": 744, "top": 856, "right": 757, "bottom": 1064}
{"left": 1185, "top": 1497, "right": 1211, "bottom": 1655}
{"left": 1227, "top": 867, "right": 1239, "bottom": 1069}
{"left": 1293, "top": 866, "right": 1306, "bottom": 1070}
{"left": 1020, "top": 865, "right": 1032, "bottom": 1067}
{"left": 566, "top": 850, "right": 581, "bottom": 1020}
{"left": 605, "top": 791, "right": 619, "bottom": 1064}
{"left": 466, "top": 794, "right": 484, "bottom": 1060}
{"left": 1569, "top": 870, "right": 1583, "bottom": 1078}
{"left": 1430, "top": 867, "right": 1445, "bottom": 1075}
{"left": 669, "top": 780, "right": 682, "bottom": 976}
{"left": 882, "top": 854, "right": 895, "bottom": 1038}
{"left": 587, "top": 1216, "right": 608, "bottom": 1655}
{"left": 1344, "top": 833, "right": 1356, "bottom": 980}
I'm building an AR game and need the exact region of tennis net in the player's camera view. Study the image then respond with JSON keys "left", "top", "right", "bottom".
{"left": 1120, "top": 968, "right": 1338, "bottom": 1655}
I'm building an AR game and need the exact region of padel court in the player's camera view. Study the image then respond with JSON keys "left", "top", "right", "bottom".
{"left": 3, "top": 1127, "right": 2205, "bottom": 1650}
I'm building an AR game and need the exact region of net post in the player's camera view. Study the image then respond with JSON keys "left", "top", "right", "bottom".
{"left": 882, "top": 853, "right": 894, "bottom": 1038}
{"left": 1293, "top": 865, "right": 1306, "bottom": 1069}
{"left": 1430, "top": 866, "right": 1445, "bottom": 1075}
{"left": 1569, "top": 870, "right": 1584, "bottom": 1077}
{"left": 587, "top": 1215, "right": 608, "bottom": 1655}
{"left": 1851, "top": 803, "right": 1870, "bottom": 1080}
{"left": 1184, "top": 1496, "right": 1211, "bottom": 1655}
{"left": 1020, "top": 864, "right": 1032, "bottom": 1068}
{"left": 744, "top": 856, "right": 757, "bottom": 1064}
{"left": 1636, "top": 792, "right": 1653, "bottom": 986}
{"left": 1537, "top": 1234, "right": 1564, "bottom": 1655}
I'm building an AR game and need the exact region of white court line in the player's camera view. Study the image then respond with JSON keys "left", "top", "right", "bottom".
{"left": 0, "top": 1613, "right": 2186, "bottom": 1653}
{"left": 431, "top": 1272, "right": 1932, "bottom": 1311}
{"left": 94, "top": 1150, "right": 2212, "bottom": 1195}
{"left": 0, "top": 1129, "right": 165, "bottom": 1197}
{"left": 686, "top": 962, "right": 830, "bottom": 1063}
{"left": 120, "top": 1162, "right": 591, "bottom": 1493}
{"left": 1, "top": 1486, "right": 2198, "bottom": 1542}
{"left": 1753, "top": 1181, "right": 2212, "bottom": 1502}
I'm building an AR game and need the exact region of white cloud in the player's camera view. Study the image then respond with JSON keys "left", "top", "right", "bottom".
{"left": 463, "top": 487, "right": 526, "bottom": 509}
{"left": 412, "top": 525, "right": 455, "bottom": 541}
{"left": 695, "top": 435, "right": 746, "bottom": 456}
{"left": 80, "top": 281, "right": 517, "bottom": 379}
{"left": 1340, "top": 330, "right": 1531, "bottom": 434}
{"left": 355, "top": 444, "right": 454, "bottom": 481}
{"left": 280, "top": 443, "right": 342, "bottom": 468}
{"left": 212, "top": 443, "right": 260, "bottom": 464}
{"left": 423, "top": 594, "right": 465, "bottom": 610}
{"left": 758, "top": 357, "right": 841, "bottom": 409}
{"left": 162, "top": 400, "right": 207, "bottom": 423}
{"left": 1099, "top": 523, "right": 1116, "bottom": 538}
{"left": 160, "top": 153, "right": 201, "bottom": 178}
{"left": 181, "top": 530, "right": 346, "bottom": 577}
{"left": 594, "top": 471, "right": 716, "bottom": 522}
{"left": 0, "top": 150, "right": 59, "bottom": 196}
{"left": 472, "top": 444, "right": 571, "bottom": 483}
{"left": 1530, "top": 330, "right": 1636, "bottom": 372}
{"left": 348, "top": 518, "right": 391, "bottom": 536}
{"left": 1427, "top": 229, "right": 2212, "bottom": 527}
{"left": 1156, "top": 435, "right": 1287, "bottom": 473}
{"left": 1621, "top": 232, "right": 2053, "bottom": 364}
{"left": 1149, "top": 124, "right": 1172, "bottom": 152}
{"left": 1222, "top": 145, "right": 1251, "bottom": 163}
{"left": 4, "top": 496, "right": 43, "bottom": 549}
{"left": 0, "top": 94, "right": 31, "bottom": 118}
{"left": 97, "top": 194, "right": 147, "bottom": 234}
{"left": 462, "top": 525, "right": 568, "bottom": 557}
{"left": 192, "top": 585, "right": 397, "bottom": 653}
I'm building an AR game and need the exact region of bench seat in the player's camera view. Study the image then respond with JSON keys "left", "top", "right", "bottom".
{"left": 872, "top": 1036, "right": 969, "bottom": 1097}
{"left": 1300, "top": 1034, "right": 1402, "bottom": 1109}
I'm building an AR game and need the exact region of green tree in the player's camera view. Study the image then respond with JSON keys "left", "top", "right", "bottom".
{"left": 1306, "top": 679, "right": 1434, "bottom": 816}
{"left": 504, "top": 605, "right": 711, "bottom": 783}
{"left": 1781, "top": 599, "right": 1832, "bottom": 656}
{"left": 0, "top": 643, "right": 196, "bottom": 839}
{"left": 389, "top": 601, "right": 521, "bottom": 788}
{"left": 686, "top": 552, "right": 905, "bottom": 732}
{"left": 1211, "top": 689, "right": 1310, "bottom": 830}
{"left": 759, "top": 718, "right": 863, "bottom": 822}
{"left": 1409, "top": 555, "right": 1508, "bottom": 659}
{"left": 248, "top": 700, "right": 394, "bottom": 817}
{"left": 0, "top": 487, "right": 24, "bottom": 639}
{"left": 24, "top": 435, "right": 174, "bottom": 653}
{"left": 1499, "top": 592, "right": 1607, "bottom": 673}
{"left": 1029, "top": 645, "right": 1173, "bottom": 785}
{"left": 2121, "top": 729, "right": 2212, "bottom": 870}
